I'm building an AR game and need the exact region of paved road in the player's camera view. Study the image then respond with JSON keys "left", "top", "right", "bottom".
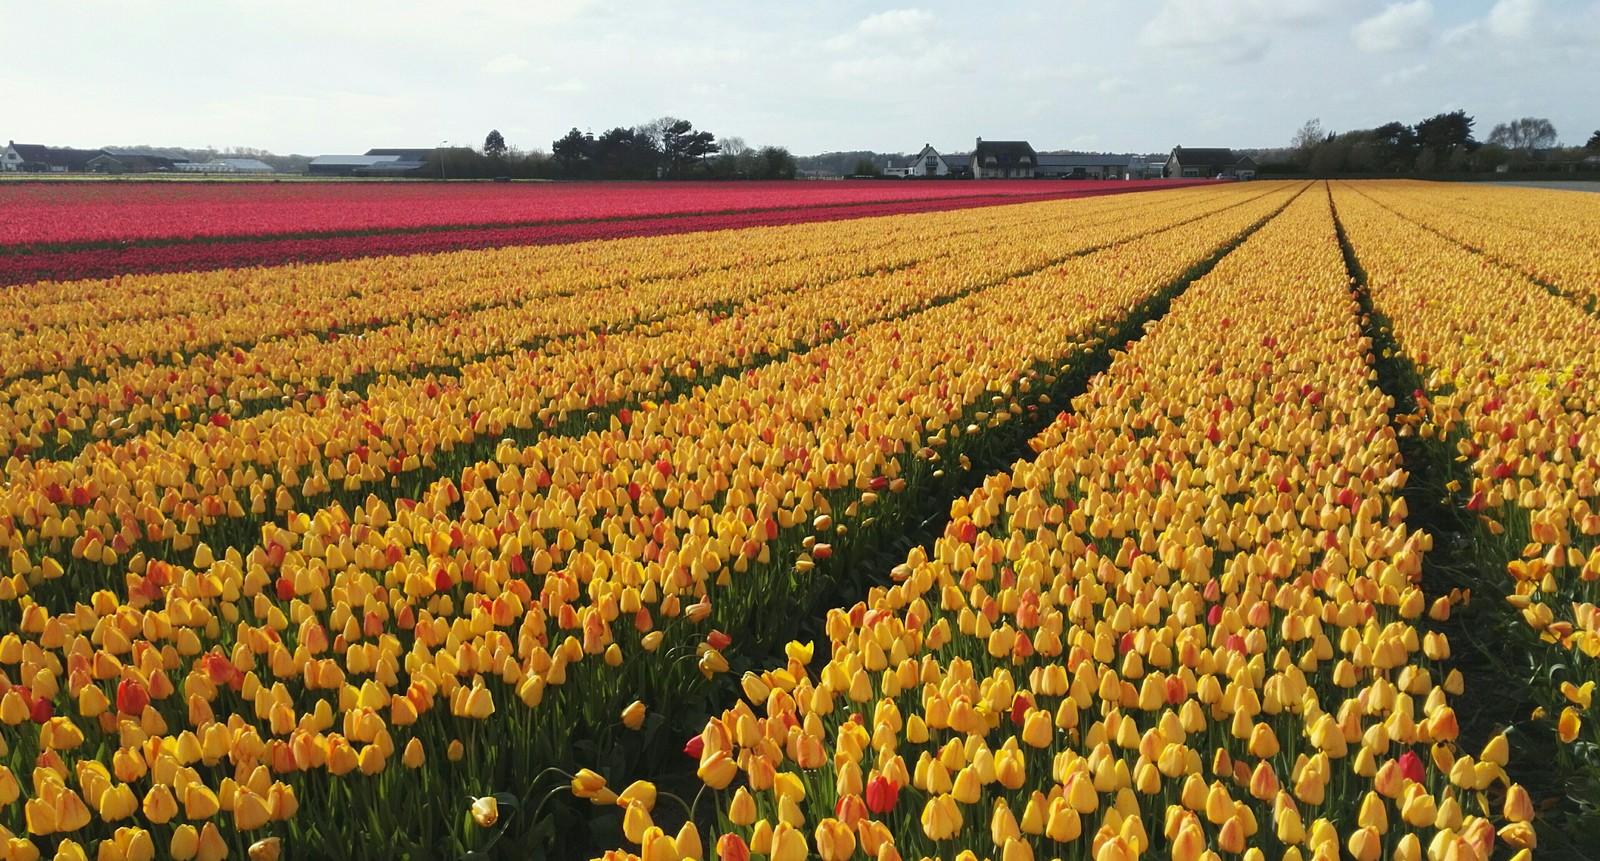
{"left": 1487, "top": 181, "right": 1600, "bottom": 193}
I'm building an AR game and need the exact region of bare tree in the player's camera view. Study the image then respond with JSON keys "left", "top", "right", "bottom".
{"left": 1487, "top": 117, "right": 1558, "bottom": 152}
{"left": 1292, "top": 118, "right": 1326, "bottom": 164}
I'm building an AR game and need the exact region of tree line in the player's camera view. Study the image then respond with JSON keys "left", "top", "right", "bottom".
{"left": 1281, "top": 112, "right": 1600, "bottom": 175}
{"left": 423, "top": 117, "right": 798, "bottom": 180}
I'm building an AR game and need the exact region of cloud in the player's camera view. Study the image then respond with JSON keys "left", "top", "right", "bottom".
{"left": 480, "top": 54, "right": 531, "bottom": 76}
{"left": 1380, "top": 63, "right": 1428, "bottom": 85}
{"left": 543, "top": 78, "right": 585, "bottom": 94}
{"left": 1353, "top": 1, "right": 1433, "bottom": 52}
{"left": 1487, "top": 0, "right": 1539, "bottom": 38}
{"left": 1141, "top": 0, "right": 1342, "bottom": 60}
{"left": 823, "top": 8, "right": 967, "bottom": 85}
{"left": 825, "top": 8, "right": 936, "bottom": 51}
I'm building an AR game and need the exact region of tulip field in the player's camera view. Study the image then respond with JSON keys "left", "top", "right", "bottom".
{"left": 0, "top": 181, "right": 1208, "bottom": 286}
{"left": 0, "top": 178, "right": 1596, "bottom": 861}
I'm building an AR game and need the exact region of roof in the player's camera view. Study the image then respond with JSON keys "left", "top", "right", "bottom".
{"left": 7, "top": 143, "right": 53, "bottom": 161}
{"left": 101, "top": 147, "right": 190, "bottom": 162}
{"left": 974, "top": 140, "right": 1037, "bottom": 164}
{"left": 366, "top": 148, "right": 435, "bottom": 160}
{"left": 215, "top": 158, "right": 274, "bottom": 171}
{"left": 1170, "top": 147, "right": 1239, "bottom": 167}
{"left": 942, "top": 155, "right": 972, "bottom": 168}
{"left": 310, "top": 154, "right": 403, "bottom": 167}
{"left": 1036, "top": 154, "right": 1135, "bottom": 168}
{"left": 7, "top": 144, "right": 103, "bottom": 169}
{"left": 353, "top": 160, "right": 427, "bottom": 175}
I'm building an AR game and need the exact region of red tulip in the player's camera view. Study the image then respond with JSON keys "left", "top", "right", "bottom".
{"left": 1011, "top": 693, "right": 1032, "bottom": 726}
{"left": 1398, "top": 751, "right": 1424, "bottom": 784}
{"left": 865, "top": 775, "right": 900, "bottom": 814}
{"left": 683, "top": 735, "right": 705, "bottom": 758}
{"left": 708, "top": 630, "right": 732, "bottom": 650}
{"left": 117, "top": 680, "right": 150, "bottom": 716}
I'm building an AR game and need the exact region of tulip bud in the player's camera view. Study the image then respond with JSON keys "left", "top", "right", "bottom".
{"left": 716, "top": 834, "right": 751, "bottom": 861}
{"left": 471, "top": 796, "right": 499, "bottom": 828}
{"left": 247, "top": 838, "right": 281, "bottom": 861}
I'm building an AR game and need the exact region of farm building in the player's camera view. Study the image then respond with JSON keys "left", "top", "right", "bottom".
{"left": 173, "top": 158, "right": 276, "bottom": 174}
{"left": 96, "top": 147, "right": 192, "bottom": 172}
{"left": 1034, "top": 154, "right": 1135, "bottom": 180}
{"left": 308, "top": 149, "right": 432, "bottom": 177}
{"left": 1165, "top": 146, "right": 1258, "bottom": 179}
{"left": 3, "top": 142, "right": 103, "bottom": 172}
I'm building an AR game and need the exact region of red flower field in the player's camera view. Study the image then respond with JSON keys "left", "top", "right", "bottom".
{"left": 0, "top": 179, "right": 1216, "bottom": 284}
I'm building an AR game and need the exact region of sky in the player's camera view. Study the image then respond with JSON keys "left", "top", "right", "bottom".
{"left": 3, "top": 0, "right": 1597, "bottom": 157}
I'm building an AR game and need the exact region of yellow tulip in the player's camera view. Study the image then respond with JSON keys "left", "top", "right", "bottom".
{"left": 618, "top": 780, "right": 657, "bottom": 812}
{"left": 471, "top": 796, "right": 499, "bottom": 828}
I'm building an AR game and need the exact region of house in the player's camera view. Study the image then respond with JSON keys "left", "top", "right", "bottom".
{"left": 1165, "top": 147, "right": 1257, "bottom": 179}
{"left": 3, "top": 142, "right": 103, "bottom": 172}
{"left": 906, "top": 144, "right": 958, "bottom": 178}
{"left": 1034, "top": 154, "right": 1134, "bottom": 180}
{"left": 972, "top": 138, "right": 1036, "bottom": 179}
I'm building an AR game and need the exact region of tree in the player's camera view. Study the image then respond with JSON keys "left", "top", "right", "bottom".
{"left": 659, "top": 118, "right": 718, "bottom": 178}
{"left": 1487, "top": 117, "right": 1557, "bottom": 152}
{"left": 483, "top": 129, "right": 507, "bottom": 160}
{"left": 1291, "top": 118, "right": 1326, "bottom": 165}
{"left": 851, "top": 157, "right": 880, "bottom": 177}
{"left": 551, "top": 128, "right": 593, "bottom": 178}
{"left": 1414, "top": 110, "right": 1476, "bottom": 157}
{"left": 1585, "top": 130, "right": 1600, "bottom": 151}
{"left": 593, "top": 126, "right": 658, "bottom": 179}
{"left": 1371, "top": 121, "right": 1419, "bottom": 171}
{"left": 757, "top": 146, "right": 797, "bottom": 180}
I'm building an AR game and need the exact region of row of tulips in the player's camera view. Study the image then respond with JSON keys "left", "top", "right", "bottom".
{"left": 0, "top": 187, "right": 1287, "bottom": 608}
{"left": 2, "top": 201, "right": 1028, "bottom": 377}
{"left": 1332, "top": 184, "right": 1600, "bottom": 752}
{"left": 599, "top": 184, "right": 1533, "bottom": 861}
{"left": 0, "top": 180, "right": 1179, "bottom": 250}
{"left": 0, "top": 188, "right": 1218, "bottom": 289}
{"left": 0, "top": 185, "right": 1302, "bottom": 859}
{"left": 2, "top": 186, "right": 1229, "bottom": 455}
{"left": 1349, "top": 181, "right": 1600, "bottom": 310}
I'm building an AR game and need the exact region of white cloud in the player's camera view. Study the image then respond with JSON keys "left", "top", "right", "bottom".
{"left": 1441, "top": 21, "right": 1480, "bottom": 44}
{"left": 1141, "top": 0, "right": 1342, "bottom": 60}
{"left": 1487, "top": 0, "right": 1540, "bottom": 38}
{"left": 823, "top": 8, "right": 966, "bottom": 86}
{"left": 1380, "top": 63, "right": 1428, "bottom": 85}
{"left": 544, "top": 78, "right": 586, "bottom": 94}
{"left": 825, "top": 8, "right": 935, "bottom": 51}
{"left": 481, "top": 54, "right": 531, "bottom": 76}
{"left": 1353, "top": 2, "right": 1434, "bottom": 53}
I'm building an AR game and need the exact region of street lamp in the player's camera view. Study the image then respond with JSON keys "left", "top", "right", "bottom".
{"left": 439, "top": 140, "right": 449, "bottom": 180}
